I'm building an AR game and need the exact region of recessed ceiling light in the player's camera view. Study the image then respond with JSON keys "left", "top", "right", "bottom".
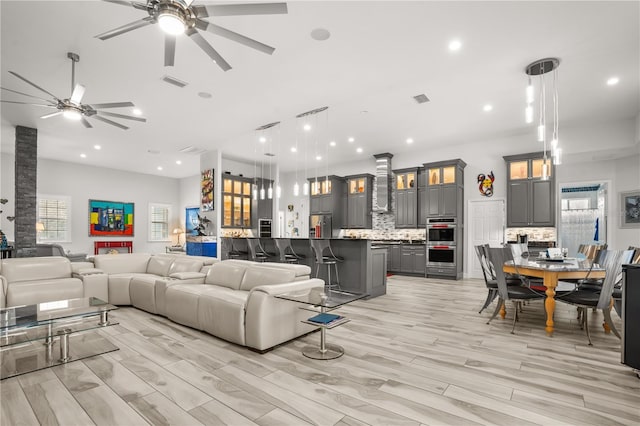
{"left": 176, "top": 160, "right": 182, "bottom": 165}
{"left": 259, "top": 136, "right": 266, "bottom": 143}
{"left": 348, "top": 137, "right": 355, "bottom": 143}
{"left": 356, "top": 147, "right": 363, "bottom": 153}
{"left": 157, "top": 166, "right": 163, "bottom": 171}
{"left": 147, "top": 149, "right": 160, "bottom": 154}
{"left": 406, "top": 138, "right": 414, "bottom": 144}
{"left": 290, "top": 146, "right": 297, "bottom": 153}
{"left": 132, "top": 108, "right": 142, "bottom": 116}
{"left": 197, "top": 91, "right": 212, "bottom": 99}
{"left": 448, "top": 39, "right": 462, "bottom": 51}
{"left": 329, "top": 141, "right": 336, "bottom": 147}
{"left": 483, "top": 104, "right": 493, "bottom": 112}
{"left": 303, "top": 124, "right": 311, "bottom": 131}
{"left": 80, "top": 153, "right": 86, "bottom": 158}
{"left": 315, "top": 155, "right": 322, "bottom": 161}
{"left": 310, "top": 28, "right": 331, "bottom": 41}
{"left": 94, "top": 145, "right": 101, "bottom": 150}
{"left": 606, "top": 76, "right": 620, "bottom": 86}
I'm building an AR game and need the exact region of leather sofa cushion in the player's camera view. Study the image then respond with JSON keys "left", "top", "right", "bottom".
{"left": 147, "top": 256, "right": 174, "bottom": 277}
{"left": 169, "top": 258, "right": 205, "bottom": 274}
{"left": 224, "top": 259, "right": 311, "bottom": 277}
{"left": 240, "top": 266, "right": 296, "bottom": 291}
{"left": 7, "top": 278, "right": 83, "bottom": 306}
{"left": 205, "top": 263, "right": 247, "bottom": 290}
{"left": 197, "top": 288, "right": 249, "bottom": 346}
{"left": 94, "top": 253, "right": 151, "bottom": 274}
{"left": 1, "top": 257, "right": 72, "bottom": 283}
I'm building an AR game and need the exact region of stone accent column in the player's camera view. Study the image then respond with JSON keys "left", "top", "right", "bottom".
{"left": 15, "top": 126, "right": 38, "bottom": 257}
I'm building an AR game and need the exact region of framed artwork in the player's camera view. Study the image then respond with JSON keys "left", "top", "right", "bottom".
{"left": 620, "top": 190, "right": 640, "bottom": 228}
{"left": 201, "top": 169, "right": 214, "bottom": 211}
{"left": 89, "top": 199, "right": 134, "bottom": 236}
{"left": 186, "top": 207, "right": 200, "bottom": 236}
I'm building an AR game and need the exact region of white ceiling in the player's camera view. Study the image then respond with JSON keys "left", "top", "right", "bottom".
{"left": 1, "top": 1, "right": 638, "bottom": 178}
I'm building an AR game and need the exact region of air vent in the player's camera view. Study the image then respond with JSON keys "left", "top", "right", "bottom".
{"left": 179, "top": 145, "right": 206, "bottom": 155}
{"left": 162, "top": 75, "right": 188, "bottom": 88}
{"left": 413, "top": 94, "right": 430, "bottom": 104}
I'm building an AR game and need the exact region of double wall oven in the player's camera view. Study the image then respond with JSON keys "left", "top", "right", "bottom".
{"left": 426, "top": 218, "right": 457, "bottom": 269}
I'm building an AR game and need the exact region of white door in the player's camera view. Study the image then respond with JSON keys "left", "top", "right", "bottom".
{"left": 467, "top": 199, "right": 505, "bottom": 279}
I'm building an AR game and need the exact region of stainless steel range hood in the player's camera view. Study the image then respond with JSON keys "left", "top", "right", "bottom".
{"left": 373, "top": 153, "right": 393, "bottom": 212}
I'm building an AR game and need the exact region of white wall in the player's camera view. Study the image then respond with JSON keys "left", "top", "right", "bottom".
{"left": 1, "top": 153, "right": 181, "bottom": 255}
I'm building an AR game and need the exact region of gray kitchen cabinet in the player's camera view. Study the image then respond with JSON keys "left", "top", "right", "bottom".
{"left": 345, "top": 174, "right": 373, "bottom": 228}
{"left": 424, "top": 159, "right": 466, "bottom": 218}
{"left": 503, "top": 152, "right": 555, "bottom": 227}
{"left": 394, "top": 167, "right": 419, "bottom": 228}
{"left": 308, "top": 175, "right": 347, "bottom": 234}
{"left": 418, "top": 168, "right": 427, "bottom": 227}
{"left": 388, "top": 244, "right": 402, "bottom": 272}
{"left": 370, "top": 247, "right": 387, "bottom": 298}
{"left": 401, "top": 244, "right": 426, "bottom": 275}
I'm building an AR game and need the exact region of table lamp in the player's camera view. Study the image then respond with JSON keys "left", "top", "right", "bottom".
{"left": 173, "top": 228, "right": 184, "bottom": 246}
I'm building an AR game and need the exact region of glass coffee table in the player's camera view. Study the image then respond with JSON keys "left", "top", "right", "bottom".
{"left": 1, "top": 297, "right": 119, "bottom": 379}
{"left": 276, "top": 288, "right": 367, "bottom": 360}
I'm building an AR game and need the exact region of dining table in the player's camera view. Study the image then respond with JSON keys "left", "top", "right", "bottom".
{"left": 503, "top": 257, "right": 605, "bottom": 336}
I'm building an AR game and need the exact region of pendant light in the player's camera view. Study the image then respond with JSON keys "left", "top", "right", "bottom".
{"left": 525, "top": 58, "right": 560, "bottom": 179}
{"left": 295, "top": 106, "right": 329, "bottom": 197}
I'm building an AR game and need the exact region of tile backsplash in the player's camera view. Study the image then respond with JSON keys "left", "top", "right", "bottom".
{"left": 505, "top": 227, "right": 556, "bottom": 242}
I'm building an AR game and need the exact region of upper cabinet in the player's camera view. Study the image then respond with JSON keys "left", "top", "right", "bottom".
{"left": 309, "top": 175, "right": 347, "bottom": 231}
{"left": 222, "top": 175, "right": 252, "bottom": 228}
{"left": 345, "top": 174, "right": 374, "bottom": 229}
{"left": 503, "top": 152, "right": 555, "bottom": 227}
{"left": 424, "top": 159, "right": 466, "bottom": 218}
{"left": 394, "top": 167, "right": 419, "bottom": 228}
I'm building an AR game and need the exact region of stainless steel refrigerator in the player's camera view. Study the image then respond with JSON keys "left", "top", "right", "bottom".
{"left": 309, "top": 214, "right": 332, "bottom": 239}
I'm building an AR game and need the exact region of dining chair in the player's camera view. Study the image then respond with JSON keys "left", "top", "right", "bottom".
{"left": 246, "top": 238, "right": 275, "bottom": 262}
{"left": 612, "top": 247, "right": 640, "bottom": 317}
{"left": 475, "top": 244, "right": 499, "bottom": 314}
{"left": 557, "top": 249, "right": 634, "bottom": 345}
{"left": 310, "top": 239, "right": 343, "bottom": 291}
{"left": 274, "top": 238, "right": 305, "bottom": 264}
{"left": 486, "top": 247, "right": 546, "bottom": 334}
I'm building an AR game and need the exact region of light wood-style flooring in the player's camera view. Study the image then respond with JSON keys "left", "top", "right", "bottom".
{"left": 2, "top": 275, "right": 639, "bottom": 425}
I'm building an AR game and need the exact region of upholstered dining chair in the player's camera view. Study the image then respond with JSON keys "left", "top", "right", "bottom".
{"left": 557, "top": 249, "right": 634, "bottom": 345}
{"left": 475, "top": 244, "right": 498, "bottom": 314}
{"left": 486, "top": 246, "right": 546, "bottom": 334}
{"left": 612, "top": 247, "right": 640, "bottom": 317}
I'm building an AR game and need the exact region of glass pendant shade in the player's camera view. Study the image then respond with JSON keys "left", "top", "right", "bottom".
{"left": 553, "top": 148, "right": 562, "bottom": 165}
{"left": 541, "top": 161, "right": 549, "bottom": 180}
{"left": 276, "top": 185, "right": 281, "bottom": 198}
{"left": 293, "top": 182, "right": 299, "bottom": 196}
{"left": 252, "top": 186, "right": 257, "bottom": 201}
{"left": 537, "top": 124, "right": 545, "bottom": 142}
{"left": 525, "top": 105, "right": 533, "bottom": 124}
{"left": 260, "top": 187, "right": 265, "bottom": 200}
{"left": 303, "top": 182, "right": 309, "bottom": 196}
{"left": 267, "top": 185, "right": 273, "bottom": 199}
{"left": 526, "top": 84, "right": 534, "bottom": 104}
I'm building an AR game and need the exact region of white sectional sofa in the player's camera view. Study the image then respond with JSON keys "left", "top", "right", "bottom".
{"left": 0, "top": 253, "right": 324, "bottom": 351}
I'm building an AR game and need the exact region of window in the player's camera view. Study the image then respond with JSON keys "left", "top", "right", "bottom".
{"left": 37, "top": 194, "right": 71, "bottom": 242}
{"left": 149, "top": 203, "right": 171, "bottom": 241}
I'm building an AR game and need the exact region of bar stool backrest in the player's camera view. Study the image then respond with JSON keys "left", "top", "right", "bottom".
{"left": 310, "top": 239, "right": 333, "bottom": 264}
{"left": 274, "top": 238, "right": 293, "bottom": 262}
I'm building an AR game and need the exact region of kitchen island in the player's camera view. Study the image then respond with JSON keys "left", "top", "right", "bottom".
{"left": 219, "top": 238, "right": 386, "bottom": 298}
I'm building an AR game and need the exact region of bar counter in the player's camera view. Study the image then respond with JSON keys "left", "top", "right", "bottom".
{"left": 219, "top": 237, "right": 386, "bottom": 298}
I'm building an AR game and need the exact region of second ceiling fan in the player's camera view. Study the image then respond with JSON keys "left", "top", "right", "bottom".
{"left": 96, "top": 0, "right": 288, "bottom": 72}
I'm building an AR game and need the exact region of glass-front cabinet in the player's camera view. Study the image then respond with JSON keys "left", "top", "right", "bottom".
{"left": 311, "top": 178, "right": 332, "bottom": 196}
{"left": 393, "top": 167, "right": 419, "bottom": 228}
{"left": 345, "top": 174, "right": 373, "bottom": 229}
{"left": 222, "top": 175, "right": 252, "bottom": 227}
{"left": 509, "top": 158, "right": 552, "bottom": 180}
{"left": 424, "top": 160, "right": 465, "bottom": 218}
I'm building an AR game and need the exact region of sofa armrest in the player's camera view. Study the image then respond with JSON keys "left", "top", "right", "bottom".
{"left": 155, "top": 276, "right": 206, "bottom": 316}
{"left": 245, "top": 278, "right": 325, "bottom": 351}
{"left": 71, "top": 261, "right": 95, "bottom": 274}
{"left": 0, "top": 275, "right": 6, "bottom": 308}
{"left": 74, "top": 271, "right": 109, "bottom": 302}
{"left": 73, "top": 268, "right": 104, "bottom": 277}
{"left": 169, "top": 271, "right": 205, "bottom": 280}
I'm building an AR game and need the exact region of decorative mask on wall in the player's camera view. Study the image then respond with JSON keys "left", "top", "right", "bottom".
{"left": 477, "top": 171, "right": 495, "bottom": 197}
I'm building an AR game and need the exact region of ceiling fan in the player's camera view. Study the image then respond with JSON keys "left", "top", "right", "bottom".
{"left": 0, "top": 52, "right": 146, "bottom": 130}
{"left": 96, "top": 0, "right": 288, "bottom": 71}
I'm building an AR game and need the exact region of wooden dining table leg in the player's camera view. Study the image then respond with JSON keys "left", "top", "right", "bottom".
{"left": 603, "top": 299, "right": 614, "bottom": 333}
{"left": 500, "top": 300, "right": 506, "bottom": 319}
{"left": 543, "top": 271, "right": 558, "bottom": 336}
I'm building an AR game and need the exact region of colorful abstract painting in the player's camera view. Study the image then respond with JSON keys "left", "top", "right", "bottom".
{"left": 201, "top": 169, "right": 214, "bottom": 211}
{"left": 89, "top": 200, "right": 134, "bottom": 236}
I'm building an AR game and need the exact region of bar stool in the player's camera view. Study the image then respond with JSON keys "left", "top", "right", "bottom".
{"left": 246, "top": 238, "right": 274, "bottom": 262}
{"left": 274, "top": 238, "right": 305, "bottom": 264}
{"left": 227, "top": 239, "right": 248, "bottom": 260}
{"left": 310, "top": 239, "right": 343, "bottom": 291}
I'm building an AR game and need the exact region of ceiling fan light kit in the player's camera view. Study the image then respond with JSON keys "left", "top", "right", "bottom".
{"left": 97, "top": 0, "right": 288, "bottom": 71}
{"left": 0, "top": 52, "right": 146, "bottom": 130}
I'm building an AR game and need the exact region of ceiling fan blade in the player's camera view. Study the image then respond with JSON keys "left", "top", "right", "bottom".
{"left": 8, "top": 71, "right": 60, "bottom": 101}
{"left": 92, "top": 115, "right": 129, "bottom": 130}
{"left": 195, "top": 20, "right": 275, "bottom": 55}
{"left": 70, "top": 84, "right": 86, "bottom": 104}
{"left": 1, "top": 100, "right": 57, "bottom": 108}
{"left": 187, "top": 29, "right": 231, "bottom": 71}
{"left": 102, "top": 0, "right": 135, "bottom": 7}
{"left": 95, "top": 16, "right": 154, "bottom": 40}
{"left": 81, "top": 118, "right": 93, "bottom": 128}
{"left": 165, "top": 34, "right": 176, "bottom": 67}
{"left": 199, "top": 3, "right": 287, "bottom": 17}
{"left": 1, "top": 86, "right": 54, "bottom": 103}
{"left": 41, "top": 111, "right": 63, "bottom": 119}
{"left": 97, "top": 111, "right": 147, "bottom": 122}
{"left": 89, "top": 101, "right": 135, "bottom": 109}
